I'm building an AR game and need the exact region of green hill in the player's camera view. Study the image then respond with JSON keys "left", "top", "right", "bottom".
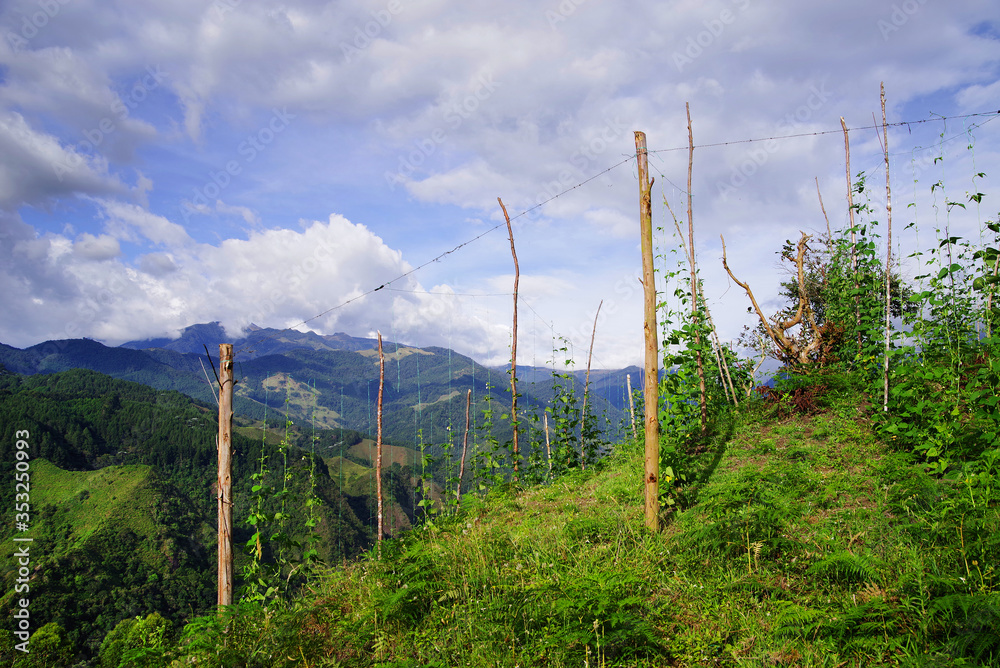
{"left": 99, "top": 378, "right": 999, "bottom": 667}
{"left": 0, "top": 458, "right": 215, "bottom": 656}
{"left": 0, "top": 368, "right": 380, "bottom": 662}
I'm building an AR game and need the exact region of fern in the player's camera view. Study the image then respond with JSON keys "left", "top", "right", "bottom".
{"left": 775, "top": 601, "right": 826, "bottom": 638}
{"left": 806, "top": 549, "right": 882, "bottom": 585}
{"left": 932, "top": 592, "right": 1000, "bottom": 662}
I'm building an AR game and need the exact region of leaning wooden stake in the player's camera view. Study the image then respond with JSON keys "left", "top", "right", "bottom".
{"left": 841, "top": 117, "right": 861, "bottom": 352}
{"left": 580, "top": 300, "right": 603, "bottom": 469}
{"left": 881, "top": 83, "right": 893, "bottom": 412}
{"left": 705, "top": 307, "right": 738, "bottom": 407}
{"left": 543, "top": 413, "right": 552, "bottom": 474}
{"left": 376, "top": 332, "right": 385, "bottom": 555}
{"left": 217, "top": 344, "right": 234, "bottom": 609}
{"left": 685, "top": 103, "right": 708, "bottom": 435}
{"left": 626, "top": 374, "right": 637, "bottom": 439}
{"left": 635, "top": 130, "right": 660, "bottom": 532}
{"left": 498, "top": 197, "right": 520, "bottom": 478}
{"left": 457, "top": 388, "right": 472, "bottom": 502}
{"left": 815, "top": 177, "right": 832, "bottom": 241}
{"left": 666, "top": 204, "right": 738, "bottom": 406}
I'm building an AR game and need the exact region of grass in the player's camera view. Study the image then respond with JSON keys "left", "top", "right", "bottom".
{"left": 5, "top": 460, "right": 161, "bottom": 551}
{"left": 348, "top": 439, "right": 420, "bottom": 468}
{"left": 147, "top": 382, "right": 1000, "bottom": 667}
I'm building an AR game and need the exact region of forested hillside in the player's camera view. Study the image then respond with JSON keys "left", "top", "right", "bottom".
{"left": 0, "top": 368, "right": 380, "bottom": 663}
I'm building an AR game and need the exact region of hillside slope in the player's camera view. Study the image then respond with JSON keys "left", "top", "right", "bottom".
{"left": 0, "top": 460, "right": 215, "bottom": 655}
{"left": 142, "top": 384, "right": 1000, "bottom": 667}
{"left": 0, "top": 368, "right": 376, "bottom": 661}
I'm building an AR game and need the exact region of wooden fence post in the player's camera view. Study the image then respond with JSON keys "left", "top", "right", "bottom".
{"left": 498, "top": 197, "right": 520, "bottom": 478}
{"left": 685, "top": 103, "right": 708, "bottom": 435}
{"left": 841, "top": 117, "right": 861, "bottom": 352}
{"left": 635, "top": 130, "right": 660, "bottom": 532}
{"left": 580, "top": 300, "right": 603, "bottom": 470}
{"left": 457, "top": 388, "right": 472, "bottom": 502}
{"left": 626, "top": 373, "right": 637, "bottom": 439}
{"left": 881, "top": 82, "right": 893, "bottom": 413}
{"left": 217, "top": 343, "right": 234, "bottom": 608}
{"left": 376, "top": 332, "right": 385, "bottom": 555}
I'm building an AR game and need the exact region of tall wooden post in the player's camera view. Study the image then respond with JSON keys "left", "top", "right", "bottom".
{"left": 457, "top": 388, "right": 472, "bottom": 502}
{"left": 635, "top": 130, "right": 660, "bottom": 531}
{"left": 842, "top": 117, "right": 861, "bottom": 352}
{"left": 376, "top": 332, "right": 385, "bottom": 554}
{"left": 498, "top": 197, "right": 520, "bottom": 478}
{"left": 580, "top": 300, "right": 602, "bottom": 470}
{"left": 217, "top": 344, "right": 234, "bottom": 608}
{"left": 881, "top": 83, "right": 893, "bottom": 412}
{"left": 686, "top": 104, "right": 708, "bottom": 435}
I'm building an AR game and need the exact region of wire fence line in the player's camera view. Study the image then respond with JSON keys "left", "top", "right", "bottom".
{"left": 235, "top": 109, "right": 1000, "bottom": 357}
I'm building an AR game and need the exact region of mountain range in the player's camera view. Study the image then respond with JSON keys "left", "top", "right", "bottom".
{"left": 0, "top": 322, "right": 636, "bottom": 449}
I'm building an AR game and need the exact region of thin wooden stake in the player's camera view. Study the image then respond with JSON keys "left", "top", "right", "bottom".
{"left": 580, "top": 300, "right": 603, "bottom": 469}
{"left": 457, "top": 388, "right": 472, "bottom": 502}
{"left": 200, "top": 358, "right": 220, "bottom": 407}
{"left": 705, "top": 307, "right": 738, "bottom": 407}
{"left": 217, "top": 344, "right": 234, "bottom": 609}
{"left": 989, "top": 257, "right": 1000, "bottom": 337}
{"left": 686, "top": 103, "right": 708, "bottom": 435}
{"left": 543, "top": 412, "right": 552, "bottom": 474}
{"left": 635, "top": 130, "right": 660, "bottom": 532}
{"left": 626, "top": 374, "right": 637, "bottom": 439}
{"left": 881, "top": 83, "right": 893, "bottom": 412}
{"left": 815, "top": 177, "right": 832, "bottom": 241}
{"left": 498, "top": 197, "right": 520, "bottom": 478}
{"left": 709, "top": 336, "right": 728, "bottom": 403}
{"left": 664, "top": 201, "right": 736, "bottom": 406}
{"left": 842, "top": 117, "right": 861, "bottom": 352}
{"left": 376, "top": 332, "right": 385, "bottom": 554}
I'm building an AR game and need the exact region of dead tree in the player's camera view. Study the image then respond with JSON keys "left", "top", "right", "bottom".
{"left": 721, "top": 231, "right": 835, "bottom": 370}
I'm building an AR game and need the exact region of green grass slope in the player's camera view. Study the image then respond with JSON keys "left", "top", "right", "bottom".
{"left": 0, "top": 459, "right": 216, "bottom": 657}
{"left": 149, "top": 384, "right": 998, "bottom": 667}
{"left": 12, "top": 460, "right": 169, "bottom": 556}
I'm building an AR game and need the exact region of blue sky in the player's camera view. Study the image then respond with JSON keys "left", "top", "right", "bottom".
{"left": 1, "top": 0, "right": 999, "bottom": 369}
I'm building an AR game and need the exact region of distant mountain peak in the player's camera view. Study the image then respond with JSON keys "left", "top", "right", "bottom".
{"left": 120, "top": 322, "right": 390, "bottom": 358}
{"left": 121, "top": 322, "right": 230, "bottom": 355}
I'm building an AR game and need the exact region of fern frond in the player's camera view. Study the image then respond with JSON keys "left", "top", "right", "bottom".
{"left": 774, "top": 602, "right": 825, "bottom": 638}
{"left": 806, "top": 549, "right": 881, "bottom": 584}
